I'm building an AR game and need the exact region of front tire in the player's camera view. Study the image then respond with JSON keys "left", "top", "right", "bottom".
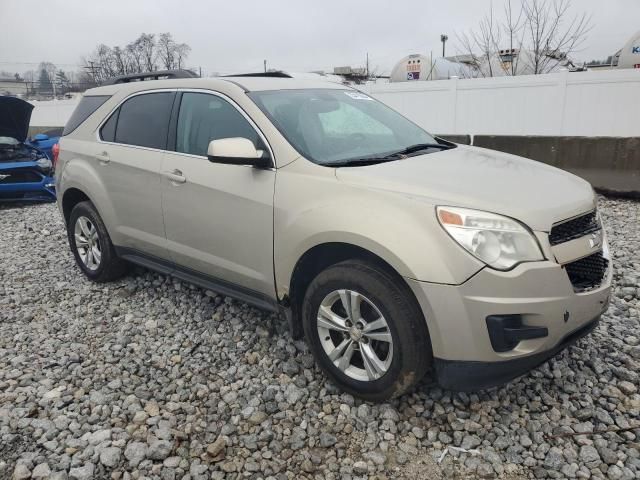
{"left": 67, "top": 201, "right": 128, "bottom": 282}
{"left": 302, "top": 260, "right": 431, "bottom": 401}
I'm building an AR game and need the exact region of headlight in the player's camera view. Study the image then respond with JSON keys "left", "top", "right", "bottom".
{"left": 437, "top": 206, "right": 544, "bottom": 270}
{"left": 36, "top": 157, "right": 52, "bottom": 171}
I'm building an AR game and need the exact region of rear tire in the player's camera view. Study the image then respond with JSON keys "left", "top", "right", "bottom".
{"left": 67, "top": 201, "right": 128, "bottom": 282}
{"left": 302, "top": 259, "right": 431, "bottom": 401}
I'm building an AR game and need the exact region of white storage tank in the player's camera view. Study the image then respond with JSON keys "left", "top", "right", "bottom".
{"left": 389, "top": 54, "right": 471, "bottom": 82}
{"left": 615, "top": 30, "right": 640, "bottom": 69}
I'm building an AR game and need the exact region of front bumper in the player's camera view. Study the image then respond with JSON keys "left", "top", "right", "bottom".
{"left": 434, "top": 316, "right": 599, "bottom": 391}
{"left": 0, "top": 172, "right": 56, "bottom": 202}
{"left": 407, "top": 255, "right": 611, "bottom": 391}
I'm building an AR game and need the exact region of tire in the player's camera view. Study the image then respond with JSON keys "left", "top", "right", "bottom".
{"left": 302, "top": 259, "right": 431, "bottom": 401}
{"left": 67, "top": 201, "right": 128, "bottom": 282}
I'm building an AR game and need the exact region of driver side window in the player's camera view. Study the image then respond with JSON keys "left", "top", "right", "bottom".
{"left": 175, "top": 92, "right": 262, "bottom": 157}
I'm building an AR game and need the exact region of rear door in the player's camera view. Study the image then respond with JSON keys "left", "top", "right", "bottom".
{"left": 160, "top": 90, "right": 276, "bottom": 299}
{"left": 97, "top": 90, "right": 175, "bottom": 259}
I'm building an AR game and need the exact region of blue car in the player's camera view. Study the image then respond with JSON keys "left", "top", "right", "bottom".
{"left": 0, "top": 96, "right": 56, "bottom": 202}
{"left": 27, "top": 131, "right": 61, "bottom": 161}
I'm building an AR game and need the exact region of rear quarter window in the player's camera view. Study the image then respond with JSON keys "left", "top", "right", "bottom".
{"left": 62, "top": 95, "right": 111, "bottom": 136}
{"left": 100, "top": 110, "right": 118, "bottom": 142}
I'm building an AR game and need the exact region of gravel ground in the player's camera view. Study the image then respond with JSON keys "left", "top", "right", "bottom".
{"left": 0, "top": 197, "right": 638, "bottom": 480}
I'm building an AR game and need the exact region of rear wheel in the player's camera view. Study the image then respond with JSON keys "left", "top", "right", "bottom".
{"left": 302, "top": 260, "right": 431, "bottom": 401}
{"left": 67, "top": 201, "right": 128, "bottom": 282}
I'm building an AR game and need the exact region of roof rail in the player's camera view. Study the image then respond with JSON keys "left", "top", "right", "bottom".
{"left": 224, "top": 71, "right": 293, "bottom": 78}
{"left": 102, "top": 69, "right": 199, "bottom": 85}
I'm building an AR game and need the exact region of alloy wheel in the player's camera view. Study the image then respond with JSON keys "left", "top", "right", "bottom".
{"left": 316, "top": 289, "right": 393, "bottom": 381}
{"left": 74, "top": 216, "right": 102, "bottom": 271}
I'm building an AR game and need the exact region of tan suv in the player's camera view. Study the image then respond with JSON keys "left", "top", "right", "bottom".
{"left": 56, "top": 74, "right": 612, "bottom": 400}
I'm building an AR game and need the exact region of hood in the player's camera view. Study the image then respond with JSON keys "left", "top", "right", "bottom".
{"left": 0, "top": 96, "right": 34, "bottom": 143}
{"left": 335, "top": 145, "right": 595, "bottom": 232}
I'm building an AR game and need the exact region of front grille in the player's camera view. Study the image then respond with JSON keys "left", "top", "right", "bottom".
{"left": 564, "top": 252, "right": 608, "bottom": 292}
{"left": 0, "top": 170, "right": 42, "bottom": 184}
{"left": 549, "top": 211, "right": 600, "bottom": 246}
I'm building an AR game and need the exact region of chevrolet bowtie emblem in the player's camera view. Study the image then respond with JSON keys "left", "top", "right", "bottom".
{"left": 588, "top": 231, "right": 602, "bottom": 249}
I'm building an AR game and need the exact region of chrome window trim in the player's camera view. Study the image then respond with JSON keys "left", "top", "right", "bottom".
{"left": 94, "top": 87, "right": 276, "bottom": 168}
{"left": 95, "top": 88, "right": 177, "bottom": 154}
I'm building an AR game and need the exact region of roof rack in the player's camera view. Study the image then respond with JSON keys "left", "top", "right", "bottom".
{"left": 224, "top": 71, "right": 293, "bottom": 78}
{"left": 103, "top": 69, "right": 199, "bottom": 85}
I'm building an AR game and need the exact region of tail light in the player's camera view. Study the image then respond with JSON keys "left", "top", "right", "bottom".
{"left": 52, "top": 143, "right": 60, "bottom": 168}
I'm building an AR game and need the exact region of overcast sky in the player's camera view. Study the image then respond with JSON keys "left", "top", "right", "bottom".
{"left": 1, "top": 0, "right": 638, "bottom": 76}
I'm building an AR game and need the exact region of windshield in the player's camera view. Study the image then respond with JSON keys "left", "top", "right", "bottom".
{"left": 248, "top": 89, "right": 441, "bottom": 166}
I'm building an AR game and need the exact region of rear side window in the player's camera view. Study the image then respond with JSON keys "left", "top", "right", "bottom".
{"left": 114, "top": 92, "right": 175, "bottom": 149}
{"left": 62, "top": 95, "right": 110, "bottom": 136}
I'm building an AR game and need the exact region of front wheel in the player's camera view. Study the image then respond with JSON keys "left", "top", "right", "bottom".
{"left": 302, "top": 260, "right": 431, "bottom": 401}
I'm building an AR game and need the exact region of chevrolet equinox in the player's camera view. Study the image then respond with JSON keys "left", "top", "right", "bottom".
{"left": 56, "top": 75, "right": 612, "bottom": 400}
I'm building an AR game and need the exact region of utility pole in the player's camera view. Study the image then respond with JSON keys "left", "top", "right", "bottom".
{"left": 84, "top": 60, "right": 98, "bottom": 85}
{"left": 440, "top": 34, "right": 448, "bottom": 58}
{"left": 264, "top": 59, "right": 267, "bottom": 73}
{"left": 366, "top": 52, "right": 369, "bottom": 78}
{"left": 199, "top": 66, "right": 202, "bottom": 78}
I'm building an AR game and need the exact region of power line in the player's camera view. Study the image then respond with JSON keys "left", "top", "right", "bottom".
{"left": 0, "top": 60, "right": 85, "bottom": 68}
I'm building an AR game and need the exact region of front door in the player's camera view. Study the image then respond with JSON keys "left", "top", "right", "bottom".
{"left": 160, "top": 91, "right": 276, "bottom": 298}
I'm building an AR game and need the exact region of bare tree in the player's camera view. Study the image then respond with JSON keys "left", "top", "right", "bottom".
{"left": 82, "top": 32, "right": 191, "bottom": 85}
{"left": 455, "top": 0, "right": 591, "bottom": 76}
{"left": 157, "top": 33, "right": 181, "bottom": 70}
{"left": 96, "top": 44, "right": 117, "bottom": 80}
{"left": 521, "top": 0, "right": 591, "bottom": 74}
{"left": 456, "top": 3, "right": 503, "bottom": 77}
{"left": 503, "top": 0, "right": 526, "bottom": 75}
{"left": 138, "top": 33, "right": 157, "bottom": 72}
{"left": 175, "top": 43, "right": 191, "bottom": 70}
{"left": 111, "top": 46, "right": 129, "bottom": 75}
{"left": 126, "top": 38, "right": 144, "bottom": 73}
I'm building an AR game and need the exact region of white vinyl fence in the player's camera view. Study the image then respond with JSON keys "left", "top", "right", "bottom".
{"left": 361, "top": 69, "right": 640, "bottom": 137}
{"left": 28, "top": 70, "right": 640, "bottom": 138}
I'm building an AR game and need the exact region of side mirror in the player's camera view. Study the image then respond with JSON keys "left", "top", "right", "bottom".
{"left": 207, "top": 137, "right": 271, "bottom": 168}
{"left": 33, "top": 133, "right": 49, "bottom": 142}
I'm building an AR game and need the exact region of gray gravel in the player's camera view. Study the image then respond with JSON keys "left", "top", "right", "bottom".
{"left": 0, "top": 197, "right": 638, "bottom": 480}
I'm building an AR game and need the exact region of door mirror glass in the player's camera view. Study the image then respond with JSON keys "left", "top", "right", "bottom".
{"left": 207, "top": 137, "right": 270, "bottom": 168}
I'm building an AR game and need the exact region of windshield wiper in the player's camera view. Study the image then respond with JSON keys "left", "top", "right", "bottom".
{"left": 326, "top": 142, "right": 454, "bottom": 167}
{"left": 326, "top": 157, "right": 397, "bottom": 167}
{"left": 381, "top": 142, "right": 453, "bottom": 159}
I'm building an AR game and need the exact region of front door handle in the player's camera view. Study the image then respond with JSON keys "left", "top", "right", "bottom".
{"left": 163, "top": 169, "right": 186, "bottom": 184}
{"left": 96, "top": 151, "right": 110, "bottom": 164}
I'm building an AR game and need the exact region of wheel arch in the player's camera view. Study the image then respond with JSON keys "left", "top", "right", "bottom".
{"left": 284, "top": 241, "right": 430, "bottom": 343}
{"left": 61, "top": 187, "right": 93, "bottom": 225}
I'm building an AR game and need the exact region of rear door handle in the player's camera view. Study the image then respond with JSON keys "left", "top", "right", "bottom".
{"left": 163, "top": 169, "right": 186, "bottom": 184}
{"left": 96, "top": 151, "right": 110, "bottom": 164}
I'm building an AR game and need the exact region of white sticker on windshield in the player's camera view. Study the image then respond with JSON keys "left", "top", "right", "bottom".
{"left": 344, "top": 91, "right": 374, "bottom": 100}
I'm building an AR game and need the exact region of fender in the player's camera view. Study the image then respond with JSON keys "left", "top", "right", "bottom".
{"left": 273, "top": 159, "right": 485, "bottom": 300}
